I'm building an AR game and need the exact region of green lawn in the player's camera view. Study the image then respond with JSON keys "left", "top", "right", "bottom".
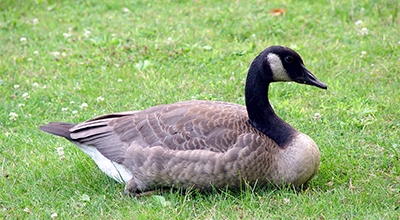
{"left": 1, "top": 0, "right": 399, "bottom": 218}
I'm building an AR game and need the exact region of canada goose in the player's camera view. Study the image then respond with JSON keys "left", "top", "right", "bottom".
{"left": 39, "top": 46, "right": 327, "bottom": 193}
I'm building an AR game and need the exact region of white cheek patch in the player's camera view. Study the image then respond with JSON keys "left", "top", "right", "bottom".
{"left": 267, "top": 53, "right": 291, "bottom": 81}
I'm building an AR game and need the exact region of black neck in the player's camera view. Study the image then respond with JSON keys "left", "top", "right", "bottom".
{"left": 245, "top": 64, "right": 297, "bottom": 148}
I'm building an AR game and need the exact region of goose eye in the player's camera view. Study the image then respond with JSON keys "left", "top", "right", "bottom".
{"left": 284, "top": 56, "right": 293, "bottom": 63}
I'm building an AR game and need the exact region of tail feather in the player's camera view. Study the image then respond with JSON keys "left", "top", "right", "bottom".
{"left": 39, "top": 122, "right": 76, "bottom": 140}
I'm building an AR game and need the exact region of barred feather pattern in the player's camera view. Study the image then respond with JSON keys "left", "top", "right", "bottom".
{"left": 49, "top": 100, "right": 320, "bottom": 191}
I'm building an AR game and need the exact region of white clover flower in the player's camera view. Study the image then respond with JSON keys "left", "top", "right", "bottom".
{"left": 9, "top": 112, "right": 18, "bottom": 120}
{"left": 84, "top": 30, "right": 91, "bottom": 38}
{"left": 14, "top": 85, "right": 20, "bottom": 89}
{"left": 51, "top": 213, "right": 58, "bottom": 218}
{"left": 313, "top": 113, "right": 321, "bottom": 121}
{"left": 43, "top": 85, "right": 47, "bottom": 89}
{"left": 33, "top": 18, "right": 39, "bottom": 25}
{"left": 117, "top": 79, "right": 122, "bottom": 82}
{"left": 96, "top": 96, "right": 104, "bottom": 102}
{"left": 33, "top": 82, "right": 39, "bottom": 87}
{"left": 53, "top": 52, "right": 60, "bottom": 56}
{"left": 167, "top": 37, "right": 172, "bottom": 41}
{"left": 63, "top": 33, "right": 71, "bottom": 38}
{"left": 20, "top": 37, "right": 27, "bottom": 41}
{"left": 360, "top": 27, "right": 368, "bottom": 35}
{"left": 61, "top": 52, "right": 66, "bottom": 57}
{"left": 34, "top": 51, "right": 39, "bottom": 55}
{"left": 122, "top": 7, "right": 130, "bottom": 13}
{"left": 80, "top": 103, "right": 88, "bottom": 109}
{"left": 360, "top": 51, "right": 367, "bottom": 57}
{"left": 70, "top": 101, "right": 75, "bottom": 104}
{"left": 72, "top": 110, "right": 78, "bottom": 114}
{"left": 23, "top": 207, "right": 30, "bottom": 213}
{"left": 56, "top": 147, "right": 64, "bottom": 156}
{"left": 22, "top": 92, "right": 29, "bottom": 98}
{"left": 355, "top": 20, "right": 363, "bottom": 26}
{"left": 18, "top": 103, "right": 25, "bottom": 107}
{"left": 61, "top": 107, "right": 68, "bottom": 111}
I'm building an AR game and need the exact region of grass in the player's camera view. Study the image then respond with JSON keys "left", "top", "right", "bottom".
{"left": 1, "top": 0, "right": 399, "bottom": 218}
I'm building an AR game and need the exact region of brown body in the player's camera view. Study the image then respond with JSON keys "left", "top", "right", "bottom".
{"left": 39, "top": 46, "right": 326, "bottom": 193}
{"left": 43, "top": 101, "right": 320, "bottom": 192}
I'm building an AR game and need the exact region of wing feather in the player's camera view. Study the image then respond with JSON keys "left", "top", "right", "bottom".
{"left": 62, "top": 100, "right": 273, "bottom": 164}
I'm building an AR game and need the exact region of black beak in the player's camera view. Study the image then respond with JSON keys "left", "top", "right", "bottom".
{"left": 295, "top": 65, "right": 327, "bottom": 90}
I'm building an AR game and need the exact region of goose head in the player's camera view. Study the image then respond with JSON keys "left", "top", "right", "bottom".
{"left": 245, "top": 46, "right": 327, "bottom": 147}
{"left": 249, "top": 45, "right": 327, "bottom": 89}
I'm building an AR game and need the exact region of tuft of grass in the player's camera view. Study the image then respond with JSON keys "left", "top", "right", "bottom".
{"left": 1, "top": 0, "right": 399, "bottom": 218}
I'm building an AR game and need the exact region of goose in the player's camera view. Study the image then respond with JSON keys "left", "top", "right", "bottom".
{"left": 39, "top": 45, "right": 327, "bottom": 193}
